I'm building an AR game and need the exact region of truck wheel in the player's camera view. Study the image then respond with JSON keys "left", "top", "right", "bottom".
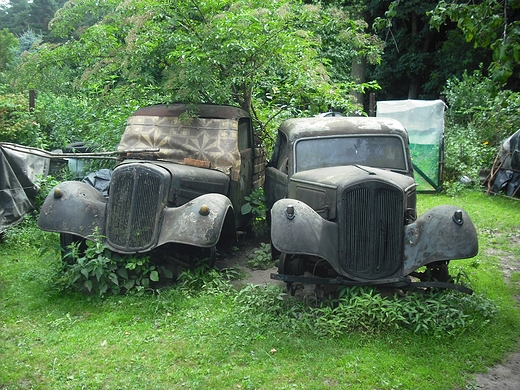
{"left": 278, "top": 253, "right": 303, "bottom": 295}
{"left": 278, "top": 253, "right": 304, "bottom": 276}
{"left": 202, "top": 246, "right": 217, "bottom": 268}
{"left": 60, "top": 233, "right": 87, "bottom": 263}
{"left": 426, "top": 261, "right": 450, "bottom": 282}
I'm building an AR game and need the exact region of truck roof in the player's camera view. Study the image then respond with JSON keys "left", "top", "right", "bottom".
{"left": 278, "top": 116, "right": 409, "bottom": 143}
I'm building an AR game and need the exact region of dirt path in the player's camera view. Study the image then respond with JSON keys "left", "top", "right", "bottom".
{"left": 472, "top": 344, "right": 520, "bottom": 389}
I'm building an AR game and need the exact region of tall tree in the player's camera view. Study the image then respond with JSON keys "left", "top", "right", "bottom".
{"left": 18, "top": 0, "right": 383, "bottom": 118}
{"left": 0, "top": 0, "right": 67, "bottom": 38}
{"left": 0, "top": 0, "right": 31, "bottom": 35}
{"left": 368, "top": 0, "right": 453, "bottom": 99}
{"left": 430, "top": 0, "right": 520, "bottom": 90}
{"left": 362, "top": 0, "right": 494, "bottom": 100}
{"left": 0, "top": 28, "right": 18, "bottom": 71}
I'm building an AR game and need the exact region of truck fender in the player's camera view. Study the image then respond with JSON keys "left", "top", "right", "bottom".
{"left": 38, "top": 181, "right": 107, "bottom": 237}
{"left": 403, "top": 205, "right": 478, "bottom": 274}
{"left": 158, "top": 193, "right": 235, "bottom": 248}
{"left": 270, "top": 198, "right": 338, "bottom": 265}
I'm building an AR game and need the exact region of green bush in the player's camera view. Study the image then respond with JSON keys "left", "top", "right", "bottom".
{"left": 309, "top": 286, "right": 497, "bottom": 338}
{"left": 59, "top": 230, "right": 172, "bottom": 296}
{"left": 241, "top": 187, "right": 268, "bottom": 236}
{"left": 33, "top": 92, "right": 140, "bottom": 151}
{"left": 443, "top": 70, "right": 520, "bottom": 184}
{"left": 0, "top": 93, "right": 45, "bottom": 147}
{"left": 230, "top": 283, "right": 498, "bottom": 339}
{"left": 246, "top": 242, "right": 274, "bottom": 270}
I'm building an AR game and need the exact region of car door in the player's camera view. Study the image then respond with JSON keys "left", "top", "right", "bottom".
{"left": 229, "top": 117, "right": 255, "bottom": 229}
{"left": 264, "top": 131, "right": 290, "bottom": 211}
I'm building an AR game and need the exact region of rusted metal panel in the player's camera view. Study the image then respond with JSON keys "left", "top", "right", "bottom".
{"left": 38, "top": 181, "right": 107, "bottom": 238}
{"left": 403, "top": 205, "right": 479, "bottom": 274}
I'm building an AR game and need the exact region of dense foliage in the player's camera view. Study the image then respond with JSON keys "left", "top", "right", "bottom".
{"left": 1, "top": 0, "right": 520, "bottom": 181}
{"left": 430, "top": 0, "right": 520, "bottom": 89}
{"left": 442, "top": 70, "right": 520, "bottom": 190}
{"left": 0, "top": 93, "right": 43, "bottom": 147}
{"left": 1, "top": 0, "right": 386, "bottom": 151}
{"left": 0, "top": 0, "right": 67, "bottom": 38}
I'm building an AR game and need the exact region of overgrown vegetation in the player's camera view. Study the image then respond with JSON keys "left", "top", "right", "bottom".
{"left": 245, "top": 242, "right": 273, "bottom": 270}
{"left": 58, "top": 231, "right": 172, "bottom": 296}
{"left": 1, "top": 192, "right": 519, "bottom": 388}
{"left": 0, "top": 92, "right": 43, "bottom": 147}
{"left": 443, "top": 70, "right": 520, "bottom": 190}
{"left": 241, "top": 187, "right": 269, "bottom": 236}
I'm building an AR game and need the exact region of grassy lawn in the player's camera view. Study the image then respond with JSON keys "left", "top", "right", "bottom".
{"left": 1, "top": 190, "right": 519, "bottom": 389}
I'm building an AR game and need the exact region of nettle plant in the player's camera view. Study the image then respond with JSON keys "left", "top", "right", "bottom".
{"left": 241, "top": 187, "right": 268, "bottom": 235}
{"left": 59, "top": 230, "right": 172, "bottom": 296}
{"left": 246, "top": 242, "right": 274, "bottom": 270}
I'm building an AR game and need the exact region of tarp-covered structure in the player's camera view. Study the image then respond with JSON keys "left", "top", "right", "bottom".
{"left": 486, "top": 129, "right": 520, "bottom": 197}
{"left": 0, "top": 143, "right": 53, "bottom": 233}
{"left": 0, "top": 143, "right": 114, "bottom": 233}
{"left": 376, "top": 100, "right": 445, "bottom": 192}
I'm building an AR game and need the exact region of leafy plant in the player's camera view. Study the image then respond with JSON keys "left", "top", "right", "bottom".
{"left": 442, "top": 70, "right": 520, "bottom": 185}
{"left": 241, "top": 187, "right": 268, "bottom": 236}
{"left": 177, "top": 262, "right": 233, "bottom": 296}
{"left": 232, "top": 284, "right": 306, "bottom": 332}
{"left": 59, "top": 230, "right": 171, "bottom": 296}
{"left": 309, "top": 286, "right": 498, "bottom": 338}
{"left": 0, "top": 93, "right": 45, "bottom": 147}
{"left": 246, "top": 242, "right": 273, "bottom": 270}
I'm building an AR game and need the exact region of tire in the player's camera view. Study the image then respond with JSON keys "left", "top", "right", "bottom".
{"left": 60, "top": 233, "right": 87, "bottom": 263}
{"left": 426, "top": 261, "right": 450, "bottom": 282}
{"left": 199, "top": 245, "right": 217, "bottom": 268}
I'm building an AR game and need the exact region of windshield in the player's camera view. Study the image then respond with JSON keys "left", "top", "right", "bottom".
{"left": 295, "top": 136, "right": 407, "bottom": 173}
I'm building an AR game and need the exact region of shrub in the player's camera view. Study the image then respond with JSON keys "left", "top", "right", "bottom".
{"left": 309, "top": 286, "right": 497, "bottom": 338}
{"left": 241, "top": 187, "right": 268, "bottom": 236}
{"left": 0, "top": 93, "right": 45, "bottom": 147}
{"left": 58, "top": 230, "right": 173, "bottom": 296}
{"left": 442, "top": 70, "right": 520, "bottom": 184}
{"left": 246, "top": 242, "right": 273, "bottom": 270}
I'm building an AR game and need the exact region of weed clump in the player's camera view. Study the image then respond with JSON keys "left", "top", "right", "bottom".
{"left": 231, "top": 283, "right": 498, "bottom": 339}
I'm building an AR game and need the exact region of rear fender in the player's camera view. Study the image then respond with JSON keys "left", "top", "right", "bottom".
{"left": 158, "top": 193, "right": 235, "bottom": 248}
{"left": 38, "top": 181, "right": 107, "bottom": 237}
{"left": 403, "top": 205, "right": 478, "bottom": 274}
{"left": 270, "top": 199, "right": 338, "bottom": 267}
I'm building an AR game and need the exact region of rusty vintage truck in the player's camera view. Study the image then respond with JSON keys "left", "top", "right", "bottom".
{"left": 38, "top": 104, "right": 264, "bottom": 266}
{"left": 265, "top": 116, "right": 478, "bottom": 294}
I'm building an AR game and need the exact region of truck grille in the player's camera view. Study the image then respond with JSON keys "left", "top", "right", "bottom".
{"left": 106, "top": 164, "right": 170, "bottom": 252}
{"left": 342, "top": 183, "right": 403, "bottom": 280}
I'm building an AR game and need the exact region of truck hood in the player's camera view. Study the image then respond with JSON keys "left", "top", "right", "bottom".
{"left": 291, "top": 165, "right": 416, "bottom": 192}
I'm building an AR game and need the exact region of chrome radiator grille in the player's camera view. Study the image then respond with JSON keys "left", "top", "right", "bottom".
{"left": 106, "top": 164, "right": 169, "bottom": 252}
{"left": 342, "top": 184, "right": 403, "bottom": 280}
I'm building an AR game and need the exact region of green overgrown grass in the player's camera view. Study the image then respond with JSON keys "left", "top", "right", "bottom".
{"left": 1, "top": 191, "right": 519, "bottom": 389}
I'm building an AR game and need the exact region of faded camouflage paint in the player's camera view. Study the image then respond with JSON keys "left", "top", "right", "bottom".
{"left": 118, "top": 116, "right": 241, "bottom": 181}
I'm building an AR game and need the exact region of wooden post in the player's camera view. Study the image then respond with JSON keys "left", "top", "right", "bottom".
{"left": 29, "top": 90, "right": 36, "bottom": 111}
{"left": 369, "top": 92, "right": 376, "bottom": 117}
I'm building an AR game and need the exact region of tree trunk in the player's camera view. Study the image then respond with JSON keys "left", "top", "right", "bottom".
{"left": 351, "top": 55, "right": 367, "bottom": 105}
{"left": 408, "top": 11, "right": 419, "bottom": 99}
